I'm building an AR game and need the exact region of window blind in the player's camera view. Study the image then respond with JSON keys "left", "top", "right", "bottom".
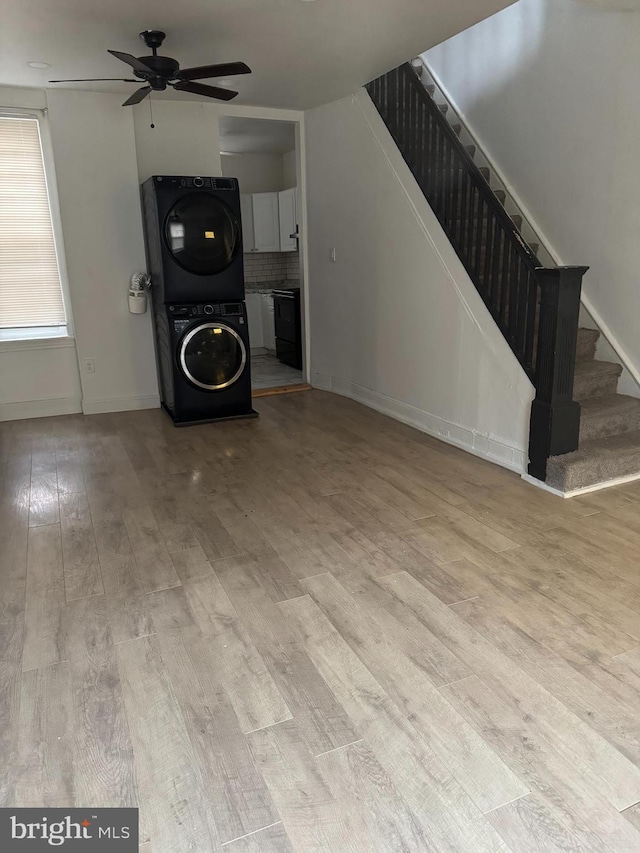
{"left": 0, "top": 116, "right": 66, "bottom": 329}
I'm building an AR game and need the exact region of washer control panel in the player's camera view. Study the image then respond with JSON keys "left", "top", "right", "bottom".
{"left": 169, "top": 302, "right": 244, "bottom": 317}
{"left": 169, "top": 302, "right": 245, "bottom": 332}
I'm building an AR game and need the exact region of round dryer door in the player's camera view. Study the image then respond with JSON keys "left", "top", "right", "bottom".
{"left": 179, "top": 323, "right": 246, "bottom": 390}
{"left": 164, "top": 192, "right": 240, "bottom": 275}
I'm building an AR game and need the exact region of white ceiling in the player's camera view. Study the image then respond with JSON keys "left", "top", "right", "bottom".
{"left": 219, "top": 117, "right": 295, "bottom": 153}
{"left": 0, "top": 0, "right": 516, "bottom": 110}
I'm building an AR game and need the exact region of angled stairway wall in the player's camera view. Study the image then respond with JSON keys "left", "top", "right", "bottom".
{"left": 424, "top": 0, "right": 640, "bottom": 396}
{"left": 405, "top": 59, "right": 640, "bottom": 492}
{"left": 305, "top": 90, "right": 534, "bottom": 472}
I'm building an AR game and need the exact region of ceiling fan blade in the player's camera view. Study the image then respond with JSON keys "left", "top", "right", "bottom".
{"left": 173, "top": 81, "right": 238, "bottom": 101}
{"left": 49, "top": 78, "right": 139, "bottom": 83}
{"left": 176, "top": 61, "right": 251, "bottom": 82}
{"left": 108, "top": 50, "right": 154, "bottom": 74}
{"left": 122, "top": 86, "right": 152, "bottom": 106}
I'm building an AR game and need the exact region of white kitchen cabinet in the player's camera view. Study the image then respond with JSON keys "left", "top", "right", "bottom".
{"left": 245, "top": 293, "right": 264, "bottom": 351}
{"left": 240, "top": 193, "right": 254, "bottom": 252}
{"left": 278, "top": 187, "right": 298, "bottom": 252}
{"left": 251, "top": 192, "right": 280, "bottom": 252}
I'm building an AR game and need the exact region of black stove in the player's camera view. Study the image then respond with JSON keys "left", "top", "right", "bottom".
{"left": 272, "top": 288, "right": 302, "bottom": 370}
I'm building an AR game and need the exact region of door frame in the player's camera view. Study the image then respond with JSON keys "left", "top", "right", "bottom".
{"left": 215, "top": 106, "right": 311, "bottom": 385}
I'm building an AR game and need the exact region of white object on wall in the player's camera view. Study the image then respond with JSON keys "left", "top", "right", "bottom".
{"left": 251, "top": 192, "right": 281, "bottom": 252}
{"left": 305, "top": 89, "right": 534, "bottom": 473}
{"left": 278, "top": 187, "right": 298, "bottom": 252}
{"left": 128, "top": 290, "right": 147, "bottom": 313}
{"left": 129, "top": 272, "right": 150, "bottom": 314}
{"left": 245, "top": 292, "right": 264, "bottom": 351}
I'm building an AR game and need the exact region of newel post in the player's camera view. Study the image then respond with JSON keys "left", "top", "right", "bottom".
{"left": 528, "top": 266, "right": 589, "bottom": 481}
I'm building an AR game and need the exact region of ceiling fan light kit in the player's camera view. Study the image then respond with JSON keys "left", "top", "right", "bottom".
{"left": 49, "top": 30, "right": 251, "bottom": 106}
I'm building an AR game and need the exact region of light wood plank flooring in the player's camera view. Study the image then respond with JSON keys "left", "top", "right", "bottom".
{"left": 2, "top": 389, "right": 640, "bottom": 851}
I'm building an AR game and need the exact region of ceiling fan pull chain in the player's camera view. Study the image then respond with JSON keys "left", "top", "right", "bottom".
{"left": 149, "top": 96, "right": 155, "bottom": 129}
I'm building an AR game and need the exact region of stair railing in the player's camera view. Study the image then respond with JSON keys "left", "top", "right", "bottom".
{"left": 366, "top": 63, "right": 588, "bottom": 481}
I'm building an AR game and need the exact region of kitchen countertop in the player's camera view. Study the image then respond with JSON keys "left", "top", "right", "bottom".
{"left": 245, "top": 281, "right": 299, "bottom": 294}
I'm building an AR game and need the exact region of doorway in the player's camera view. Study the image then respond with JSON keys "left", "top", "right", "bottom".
{"left": 218, "top": 115, "right": 309, "bottom": 396}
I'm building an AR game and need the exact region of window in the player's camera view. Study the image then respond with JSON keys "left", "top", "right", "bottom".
{"left": 0, "top": 114, "right": 67, "bottom": 337}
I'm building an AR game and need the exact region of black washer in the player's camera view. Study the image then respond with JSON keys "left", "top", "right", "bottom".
{"left": 179, "top": 322, "right": 246, "bottom": 391}
{"left": 153, "top": 301, "right": 257, "bottom": 426}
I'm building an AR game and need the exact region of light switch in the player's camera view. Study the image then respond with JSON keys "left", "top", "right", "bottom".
{"left": 330, "top": 247, "right": 336, "bottom": 262}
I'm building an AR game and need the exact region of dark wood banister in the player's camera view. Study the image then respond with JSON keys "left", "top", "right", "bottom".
{"left": 401, "top": 67, "right": 541, "bottom": 276}
{"left": 366, "top": 63, "right": 588, "bottom": 481}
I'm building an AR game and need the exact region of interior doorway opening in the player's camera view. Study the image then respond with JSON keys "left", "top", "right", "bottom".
{"left": 218, "top": 115, "right": 310, "bottom": 397}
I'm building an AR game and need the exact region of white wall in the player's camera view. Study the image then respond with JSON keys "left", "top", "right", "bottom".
{"left": 221, "top": 152, "right": 285, "bottom": 193}
{"left": 0, "top": 85, "right": 83, "bottom": 420}
{"left": 133, "top": 100, "right": 222, "bottom": 183}
{"left": 426, "top": 0, "right": 640, "bottom": 386}
{"left": 305, "top": 90, "right": 534, "bottom": 472}
{"left": 1, "top": 86, "right": 304, "bottom": 421}
{"left": 282, "top": 149, "right": 297, "bottom": 189}
{"left": 0, "top": 340, "right": 82, "bottom": 421}
{"left": 47, "top": 89, "right": 159, "bottom": 414}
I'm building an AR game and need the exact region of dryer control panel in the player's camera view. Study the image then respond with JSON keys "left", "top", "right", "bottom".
{"left": 153, "top": 176, "right": 238, "bottom": 191}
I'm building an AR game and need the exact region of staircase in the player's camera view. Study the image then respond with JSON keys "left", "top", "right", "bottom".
{"left": 414, "top": 63, "right": 640, "bottom": 492}
{"left": 365, "top": 61, "right": 640, "bottom": 493}
{"left": 546, "top": 328, "right": 640, "bottom": 490}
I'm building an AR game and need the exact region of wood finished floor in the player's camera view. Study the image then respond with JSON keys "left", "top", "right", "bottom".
{"left": 2, "top": 389, "right": 640, "bottom": 852}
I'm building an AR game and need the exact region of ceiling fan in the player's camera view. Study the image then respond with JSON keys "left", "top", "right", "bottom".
{"left": 49, "top": 30, "right": 251, "bottom": 106}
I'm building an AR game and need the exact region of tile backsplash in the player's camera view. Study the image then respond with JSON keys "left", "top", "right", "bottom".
{"left": 243, "top": 251, "right": 300, "bottom": 289}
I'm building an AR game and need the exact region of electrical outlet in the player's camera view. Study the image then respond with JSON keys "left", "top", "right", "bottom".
{"left": 84, "top": 358, "right": 96, "bottom": 374}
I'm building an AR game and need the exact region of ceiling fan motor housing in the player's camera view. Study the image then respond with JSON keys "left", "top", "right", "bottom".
{"left": 134, "top": 54, "right": 180, "bottom": 88}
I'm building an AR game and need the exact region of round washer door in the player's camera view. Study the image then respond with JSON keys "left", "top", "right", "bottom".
{"left": 164, "top": 192, "right": 240, "bottom": 275}
{"left": 179, "top": 323, "right": 246, "bottom": 390}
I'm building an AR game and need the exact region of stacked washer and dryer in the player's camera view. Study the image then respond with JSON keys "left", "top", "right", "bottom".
{"left": 141, "top": 175, "right": 257, "bottom": 425}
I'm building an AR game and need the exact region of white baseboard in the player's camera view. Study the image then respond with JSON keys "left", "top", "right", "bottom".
{"left": 522, "top": 470, "right": 640, "bottom": 499}
{"left": 82, "top": 394, "right": 160, "bottom": 415}
{"left": 312, "top": 373, "right": 526, "bottom": 474}
{"left": 0, "top": 395, "right": 82, "bottom": 422}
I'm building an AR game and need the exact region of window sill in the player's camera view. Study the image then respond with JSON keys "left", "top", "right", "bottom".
{"left": 0, "top": 331, "right": 75, "bottom": 353}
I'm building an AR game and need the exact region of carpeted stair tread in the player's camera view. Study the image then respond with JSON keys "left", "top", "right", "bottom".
{"left": 573, "top": 359, "right": 622, "bottom": 401}
{"left": 579, "top": 393, "right": 640, "bottom": 441}
{"left": 576, "top": 327, "right": 600, "bottom": 361}
{"left": 546, "top": 430, "right": 640, "bottom": 491}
